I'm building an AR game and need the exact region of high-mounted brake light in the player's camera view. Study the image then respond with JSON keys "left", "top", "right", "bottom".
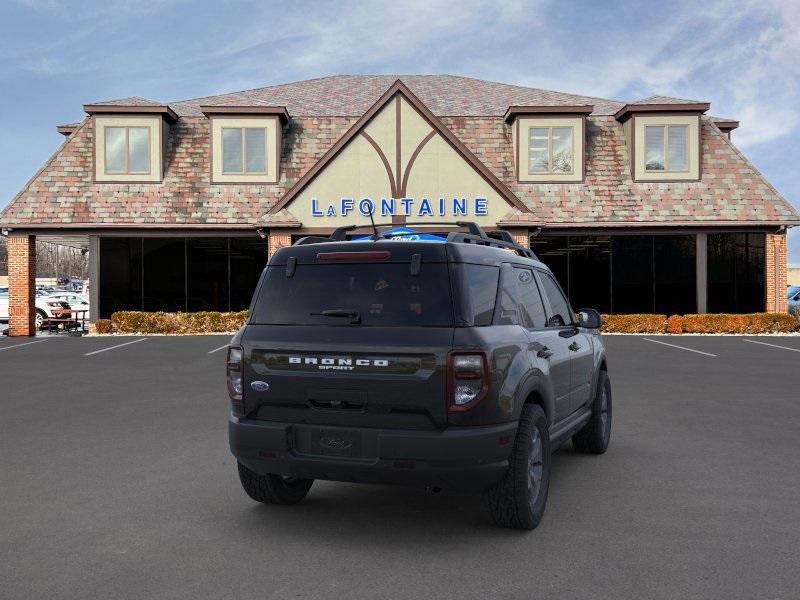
{"left": 227, "top": 346, "right": 244, "bottom": 414}
{"left": 316, "top": 251, "right": 391, "bottom": 262}
{"left": 447, "top": 351, "right": 490, "bottom": 412}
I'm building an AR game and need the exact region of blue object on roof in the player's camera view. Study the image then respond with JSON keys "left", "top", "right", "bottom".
{"left": 354, "top": 226, "right": 446, "bottom": 242}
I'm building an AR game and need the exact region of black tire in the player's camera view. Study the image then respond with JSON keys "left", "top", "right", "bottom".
{"left": 237, "top": 462, "right": 314, "bottom": 505}
{"left": 484, "top": 404, "right": 551, "bottom": 530}
{"left": 35, "top": 309, "right": 46, "bottom": 330}
{"left": 573, "top": 370, "right": 612, "bottom": 454}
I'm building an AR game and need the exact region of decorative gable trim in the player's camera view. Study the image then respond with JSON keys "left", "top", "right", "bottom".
{"left": 269, "top": 79, "right": 529, "bottom": 215}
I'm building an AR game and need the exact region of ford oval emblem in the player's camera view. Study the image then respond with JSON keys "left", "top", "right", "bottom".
{"left": 319, "top": 436, "right": 353, "bottom": 450}
{"left": 250, "top": 381, "right": 270, "bottom": 392}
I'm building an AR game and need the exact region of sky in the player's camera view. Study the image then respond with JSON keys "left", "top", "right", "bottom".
{"left": 0, "top": 0, "right": 798, "bottom": 261}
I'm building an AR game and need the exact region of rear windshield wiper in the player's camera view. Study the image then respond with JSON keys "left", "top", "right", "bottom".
{"left": 311, "top": 309, "right": 361, "bottom": 324}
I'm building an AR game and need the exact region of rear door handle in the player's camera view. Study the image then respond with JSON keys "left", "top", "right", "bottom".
{"left": 537, "top": 346, "right": 553, "bottom": 359}
{"left": 568, "top": 342, "right": 580, "bottom": 352}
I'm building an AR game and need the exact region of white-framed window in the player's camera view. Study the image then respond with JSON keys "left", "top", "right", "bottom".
{"left": 644, "top": 124, "right": 689, "bottom": 172}
{"left": 221, "top": 127, "right": 268, "bottom": 174}
{"left": 528, "top": 126, "right": 574, "bottom": 175}
{"left": 210, "top": 116, "right": 279, "bottom": 184}
{"left": 104, "top": 126, "right": 151, "bottom": 175}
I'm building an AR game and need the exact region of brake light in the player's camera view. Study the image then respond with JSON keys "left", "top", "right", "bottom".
{"left": 316, "top": 251, "right": 391, "bottom": 261}
{"left": 227, "top": 346, "right": 244, "bottom": 414}
{"left": 447, "top": 351, "right": 490, "bottom": 412}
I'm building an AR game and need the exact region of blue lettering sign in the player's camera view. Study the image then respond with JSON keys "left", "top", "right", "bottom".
{"left": 358, "top": 198, "right": 375, "bottom": 216}
{"left": 308, "top": 196, "right": 490, "bottom": 218}
{"left": 381, "top": 198, "right": 395, "bottom": 216}
{"left": 418, "top": 198, "right": 433, "bottom": 216}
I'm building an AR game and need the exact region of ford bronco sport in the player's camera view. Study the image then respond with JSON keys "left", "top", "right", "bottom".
{"left": 227, "top": 222, "right": 611, "bottom": 530}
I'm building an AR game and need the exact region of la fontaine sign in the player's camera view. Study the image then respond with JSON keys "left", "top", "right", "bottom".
{"left": 310, "top": 196, "right": 488, "bottom": 218}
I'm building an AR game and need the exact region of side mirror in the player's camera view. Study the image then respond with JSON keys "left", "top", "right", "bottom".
{"left": 578, "top": 308, "right": 602, "bottom": 329}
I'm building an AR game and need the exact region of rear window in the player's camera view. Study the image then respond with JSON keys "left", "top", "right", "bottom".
{"left": 251, "top": 263, "right": 453, "bottom": 327}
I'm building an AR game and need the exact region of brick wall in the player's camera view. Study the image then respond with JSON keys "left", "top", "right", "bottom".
{"left": 765, "top": 232, "right": 788, "bottom": 313}
{"left": 506, "top": 228, "right": 529, "bottom": 249}
{"left": 7, "top": 234, "right": 36, "bottom": 336}
{"left": 268, "top": 230, "right": 292, "bottom": 258}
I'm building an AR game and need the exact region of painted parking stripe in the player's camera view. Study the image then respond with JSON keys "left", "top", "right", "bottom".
{"left": 0, "top": 339, "right": 49, "bottom": 352}
{"left": 743, "top": 339, "right": 800, "bottom": 353}
{"left": 207, "top": 344, "right": 229, "bottom": 355}
{"left": 84, "top": 338, "right": 147, "bottom": 356}
{"left": 642, "top": 337, "right": 717, "bottom": 357}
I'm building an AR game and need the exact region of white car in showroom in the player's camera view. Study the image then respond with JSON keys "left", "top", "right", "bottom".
{"left": 0, "top": 287, "right": 73, "bottom": 329}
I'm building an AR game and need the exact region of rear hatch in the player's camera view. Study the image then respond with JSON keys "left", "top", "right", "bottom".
{"left": 241, "top": 242, "right": 454, "bottom": 430}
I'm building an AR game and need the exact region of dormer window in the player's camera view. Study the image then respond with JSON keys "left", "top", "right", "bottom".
{"left": 105, "top": 126, "right": 151, "bottom": 174}
{"left": 201, "top": 106, "right": 289, "bottom": 184}
{"left": 505, "top": 106, "right": 591, "bottom": 183}
{"left": 222, "top": 127, "right": 268, "bottom": 174}
{"left": 644, "top": 124, "right": 688, "bottom": 172}
{"left": 528, "top": 126, "right": 574, "bottom": 174}
{"left": 92, "top": 116, "right": 165, "bottom": 182}
{"left": 84, "top": 101, "right": 175, "bottom": 183}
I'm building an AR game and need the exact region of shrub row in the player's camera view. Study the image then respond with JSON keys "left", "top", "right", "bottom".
{"left": 109, "top": 311, "right": 248, "bottom": 334}
{"left": 95, "top": 310, "right": 797, "bottom": 335}
{"left": 601, "top": 313, "right": 799, "bottom": 334}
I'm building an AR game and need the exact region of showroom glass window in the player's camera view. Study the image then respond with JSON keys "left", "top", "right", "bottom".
{"left": 533, "top": 234, "right": 696, "bottom": 315}
{"left": 645, "top": 125, "right": 689, "bottom": 171}
{"left": 528, "top": 127, "right": 573, "bottom": 174}
{"left": 98, "top": 237, "right": 266, "bottom": 317}
{"left": 707, "top": 233, "right": 765, "bottom": 312}
{"left": 222, "top": 127, "right": 267, "bottom": 174}
{"left": 104, "top": 126, "right": 150, "bottom": 174}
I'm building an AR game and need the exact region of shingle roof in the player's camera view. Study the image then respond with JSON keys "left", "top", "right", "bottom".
{"left": 168, "top": 74, "right": 626, "bottom": 117}
{"left": 87, "top": 96, "right": 164, "bottom": 107}
{"left": 2, "top": 75, "right": 796, "bottom": 229}
{"left": 631, "top": 95, "right": 707, "bottom": 105}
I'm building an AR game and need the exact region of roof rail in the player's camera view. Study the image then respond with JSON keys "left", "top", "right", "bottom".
{"left": 290, "top": 220, "right": 537, "bottom": 259}
{"left": 445, "top": 231, "right": 537, "bottom": 259}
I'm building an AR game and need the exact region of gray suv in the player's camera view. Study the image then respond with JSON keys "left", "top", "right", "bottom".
{"left": 227, "top": 223, "right": 611, "bottom": 529}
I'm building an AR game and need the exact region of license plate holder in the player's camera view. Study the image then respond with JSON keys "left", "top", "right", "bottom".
{"left": 308, "top": 428, "right": 363, "bottom": 458}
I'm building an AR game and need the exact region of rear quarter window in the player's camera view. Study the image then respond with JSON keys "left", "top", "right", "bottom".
{"left": 451, "top": 264, "right": 499, "bottom": 326}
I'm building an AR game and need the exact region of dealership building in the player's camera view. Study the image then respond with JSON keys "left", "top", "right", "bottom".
{"left": 1, "top": 75, "right": 798, "bottom": 335}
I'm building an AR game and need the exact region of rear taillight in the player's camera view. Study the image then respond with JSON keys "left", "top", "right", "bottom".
{"left": 227, "top": 346, "right": 244, "bottom": 414}
{"left": 447, "top": 351, "right": 490, "bottom": 412}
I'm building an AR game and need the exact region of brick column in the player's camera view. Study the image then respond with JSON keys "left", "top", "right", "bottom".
{"left": 8, "top": 234, "right": 36, "bottom": 336}
{"left": 506, "top": 228, "right": 529, "bottom": 249}
{"left": 765, "top": 232, "right": 788, "bottom": 313}
{"left": 267, "top": 229, "right": 292, "bottom": 258}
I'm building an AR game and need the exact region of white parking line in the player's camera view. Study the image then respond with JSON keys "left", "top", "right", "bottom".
{"left": 743, "top": 339, "right": 800, "bottom": 353}
{"left": 207, "top": 344, "right": 229, "bottom": 355}
{"left": 84, "top": 338, "right": 147, "bottom": 356}
{"left": 0, "top": 339, "right": 49, "bottom": 352}
{"left": 642, "top": 337, "right": 717, "bottom": 357}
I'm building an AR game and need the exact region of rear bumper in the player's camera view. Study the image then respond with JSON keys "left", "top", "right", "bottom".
{"left": 229, "top": 416, "right": 517, "bottom": 492}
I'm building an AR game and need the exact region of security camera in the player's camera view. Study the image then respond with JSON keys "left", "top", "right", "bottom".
{"left": 256, "top": 228, "right": 267, "bottom": 239}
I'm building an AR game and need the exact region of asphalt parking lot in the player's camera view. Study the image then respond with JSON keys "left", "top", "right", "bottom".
{"left": 1, "top": 334, "right": 799, "bottom": 600}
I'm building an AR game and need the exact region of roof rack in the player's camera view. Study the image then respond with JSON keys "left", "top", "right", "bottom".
{"left": 292, "top": 221, "right": 537, "bottom": 259}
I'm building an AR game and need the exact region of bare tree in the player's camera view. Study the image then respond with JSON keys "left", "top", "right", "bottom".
{"left": 0, "top": 238, "right": 87, "bottom": 280}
